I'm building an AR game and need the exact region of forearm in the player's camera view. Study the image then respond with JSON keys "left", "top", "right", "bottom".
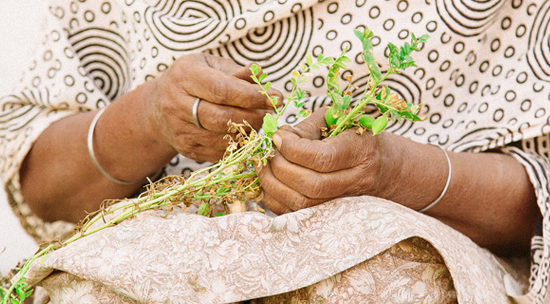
{"left": 378, "top": 133, "right": 538, "bottom": 254}
{"left": 20, "top": 80, "right": 176, "bottom": 223}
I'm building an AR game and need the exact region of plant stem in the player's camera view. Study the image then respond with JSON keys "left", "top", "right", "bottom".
{"left": 2, "top": 129, "right": 271, "bottom": 303}
{"left": 329, "top": 72, "right": 390, "bottom": 137}
{"left": 1, "top": 244, "right": 54, "bottom": 304}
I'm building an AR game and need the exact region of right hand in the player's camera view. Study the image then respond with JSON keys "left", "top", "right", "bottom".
{"left": 143, "top": 53, "right": 282, "bottom": 162}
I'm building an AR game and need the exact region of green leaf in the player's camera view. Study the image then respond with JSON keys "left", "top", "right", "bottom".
{"left": 376, "top": 103, "right": 389, "bottom": 114}
{"left": 309, "top": 63, "right": 320, "bottom": 69}
{"left": 364, "top": 27, "right": 374, "bottom": 39}
{"left": 294, "top": 100, "right": 305, "bottom": 108}
{"left": 354, "top": 29, "right": 365, "bottom": 43}
{"left": 24, "top": 289, "right": 33, "bottom": 298}
{"left": 401, "top": 61, "right": 416, "bottom": 69}
{"left": 335, "top": 61, "right": 348, "bottom": 69}
{"left": 332, "top": 94, "right": 345, "bottom": 110}
{"left": 216, "top": 187, "right": 228, "bottom": 196}
{"left": 403, "top": 42, "right": 411, "bottom": 55}
{"left": 358, "top": 115, "right": 375, "bottom": 129}
{"left": 387, "top": 42, "right": 398, "bottom": 53}
{"left": 198, "top": 203, "right": 210, "bottom": 216}
{"left": 400, "top": 111, "right": 423, "bottom": 121}
{"left": 363, "top": 51, "right": 381, "bottom": 80}
{"left": 306, "top": 54, "right": 313, "bottom": 65}
{"left": 215, "top": 213, "right": 225, "bottom": 217}
{"left": 325, "top": 107, "right": 338, "bottom": 127}
{"left": 249, "top": 63, "right": 260, "bottom": 76}
{"left": 375, "top": 90, "right": 382, "bottom": 100}
{"left": 264, "top": 81, "right": 271, "bottom": 91}
{"left": 372, "top": 116, "right": 388, "bottom": 135}
{"left": 390, "top": 110, "right": 402, "bottom": 122}
{"left": 258, "top": 72, "right": 267, "bottom": 82}
{"left": 296, "top": 87, "right": 305, "bottom": 100}
{"left": 419, "top": 34, "right": 430, "bottom": 43}
{"left": 388, "top": 43, "right": 401, "bottom": 68}
{"left": 342, "top": 95, "right": 351, "bottom": 109}
{"left": 262, "top": 114, "right": 278, "bottom": 137}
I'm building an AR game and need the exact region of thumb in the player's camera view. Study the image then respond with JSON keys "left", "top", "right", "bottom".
{"left": 273, "top": 107, "right": 328, "bottom": 148}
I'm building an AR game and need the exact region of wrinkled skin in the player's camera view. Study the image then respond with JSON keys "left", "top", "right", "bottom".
{"left": 145, "top": 53, "right": 283, "bottom": 162}
{"left": 257, "top": 108, "right": 539, "bottom": 255}
{"left": 258, "top": 109, "right": 386, "bottom": 214}
{"left": 20, "top": 53, "right": 283, "bottom": 222}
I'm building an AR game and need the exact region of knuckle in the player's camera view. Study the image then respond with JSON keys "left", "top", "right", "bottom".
{"left": 302, "top": 177, "right": 325, "bottom": 199}
{"left": 358, "top": 163, "right": 378, "bottom": 193}
{"left": 311, "top": 146, "right": 336, "bottom": 172}
{"left": 175, "top": 134, "right": 197, "bottom": 152}
{"left": 217, "top": 107, "right": 233, "bottom": 124}
{"left": 212, "top": 80, "right": 230, "bottom": 102}
{"left": 178, "top": 141, "right": 194, "bottom": 154}
{"left": 158, "top": 97, "right": 175, "bottom": 114}
{"left": 202, "top": 53, "right": 215, "bottom": 67}
{"left": 269, "top": 154, "right": 287, "bottom": 175}
{"left": 290, "top": 195, "right": 311, "bottom": 211}
{"left": 264, "top": 197, "right": 284, "bottom": 215}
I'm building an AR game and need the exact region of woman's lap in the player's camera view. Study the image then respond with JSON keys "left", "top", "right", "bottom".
{"left": 27, "top": 196, "right": 524, "bottom": 303}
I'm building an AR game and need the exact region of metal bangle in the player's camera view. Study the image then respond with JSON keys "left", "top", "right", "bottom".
{"left": 418, "top": 145, "right": 452, "bottom": 213}
{"left": 87, "top": 107, "right": 141, "bottom": 185}
{"left": 192, "top": 97, "right": 205, "bottom": 129}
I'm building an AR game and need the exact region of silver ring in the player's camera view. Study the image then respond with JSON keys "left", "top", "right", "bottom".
{"left": 192, "top": 97, "right": 205, "bottom": 129}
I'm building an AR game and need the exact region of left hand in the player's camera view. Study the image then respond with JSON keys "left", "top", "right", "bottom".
{"left": 258, "top": 109, "right": 393, "bottom": 214}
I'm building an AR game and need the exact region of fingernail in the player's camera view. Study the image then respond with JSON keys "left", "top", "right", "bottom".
{"left": 273, "top": 134, "right": 282, "bottom": 149}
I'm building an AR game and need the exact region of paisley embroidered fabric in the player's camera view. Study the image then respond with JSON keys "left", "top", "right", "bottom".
{"left": 1, "top": 0, "right": 550, "bottom": 303}
{"left": 26, "top": 198, "right": 526, "bottom": 303}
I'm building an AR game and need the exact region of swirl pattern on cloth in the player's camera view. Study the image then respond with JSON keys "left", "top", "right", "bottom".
{"left": 527, "top": 0, "right": 550, "bottom": 82}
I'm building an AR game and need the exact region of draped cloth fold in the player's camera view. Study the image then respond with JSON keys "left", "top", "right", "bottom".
{"left": 28, "top": 197, "right": 526, "bottom": 303}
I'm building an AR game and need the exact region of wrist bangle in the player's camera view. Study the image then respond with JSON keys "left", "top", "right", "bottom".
{"left": 87, "top": 107, "right": 141, "bottom": 185}
{"left": 418, "top": 145, "right": 452, "bottom": 213}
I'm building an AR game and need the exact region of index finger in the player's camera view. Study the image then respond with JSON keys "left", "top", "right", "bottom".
{"left": 203, "top": 56, "right": 258, "bottom": 84}
{"left": 179, "top": 61, "right": 283, "bottom": 110}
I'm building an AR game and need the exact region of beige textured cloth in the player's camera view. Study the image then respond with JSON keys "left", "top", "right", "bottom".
{"left": 27, "top": 197, "right": 525, "bottom": 303}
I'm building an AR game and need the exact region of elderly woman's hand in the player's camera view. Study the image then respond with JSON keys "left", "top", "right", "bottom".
{"left": 144, "top": 53, "right": 282, "bottom": 162}
{"left": 258, "top": 108, "right": 540, "bottom": 255}
{"left": 258, "top": 109, "right": 397, "bottom": 214}
{"left": 20, "top": 53, "right": 282, "bottom": 222}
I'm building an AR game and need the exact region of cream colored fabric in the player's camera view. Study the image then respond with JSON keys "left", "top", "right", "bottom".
{"left": 28, "top": 197, "right": 524, "bottom": 303}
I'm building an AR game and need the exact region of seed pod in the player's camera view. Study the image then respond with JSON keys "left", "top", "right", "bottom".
{"left": 231, "top": 200, "right": 246, "bottom": 213}
{"left": 198, "top": 203, "right": 210, "bottom": 216}
{"left": 245, "top": 191, "right": 259, "bottom": 200}
{"left": 386, "top": 93, "right": 407, "bottom": 110}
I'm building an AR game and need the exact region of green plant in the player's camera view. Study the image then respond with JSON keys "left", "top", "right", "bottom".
{"left": 1, "top": 27, "right": 427, "bottom": 304}
{"left": 324, "top": 29, "right": 428, "bottom": 137}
